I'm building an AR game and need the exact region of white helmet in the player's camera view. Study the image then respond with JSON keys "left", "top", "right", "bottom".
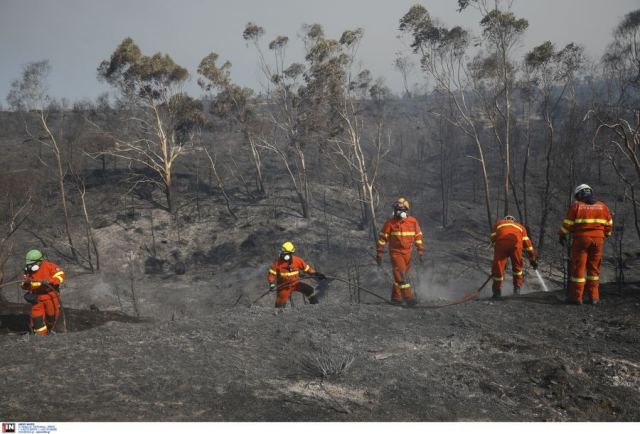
{"left": 574, "top": 184, "right": 592, "bottom": 198}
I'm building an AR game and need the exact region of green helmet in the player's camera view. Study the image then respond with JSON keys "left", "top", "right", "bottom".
{"left": 25, "top": 249, "right": 43, "bottom": 264}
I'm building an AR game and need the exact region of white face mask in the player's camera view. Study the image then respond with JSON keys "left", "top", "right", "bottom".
{"left": 280, "top": 253, "right": 291, "bottom": 262}
{"left": 395, "top": 210, "right": 408, "bottom": 219}
{"left": 26, "top": 263, "right": 40, "bottom": 273}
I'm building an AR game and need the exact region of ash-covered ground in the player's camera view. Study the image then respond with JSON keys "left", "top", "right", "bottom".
{"left": 1, "top": 284, "right": 639, "bottom": 421}
{"left": 1, "top": 190, "right": 639, "bottom": 421}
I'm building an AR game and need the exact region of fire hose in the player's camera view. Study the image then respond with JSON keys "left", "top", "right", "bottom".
{"left": 244, "top": 273, "right": 493, "bottom": 309}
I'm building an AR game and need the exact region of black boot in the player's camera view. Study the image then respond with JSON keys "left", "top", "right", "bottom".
{"left": 492, "top": 289, "right": 503, "bottom": 300}
{"left": 513, "top": 286, "right": 521, "bottom": 295}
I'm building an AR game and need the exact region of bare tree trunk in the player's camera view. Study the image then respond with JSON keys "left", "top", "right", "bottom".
{"left": 247, "top": 133, "right": 265, "bottom": 195}
{"left": 165, "top": 179, "right": 175, "bottom": 214}
{"left": 522, "top": 100, "right": 532, "bottom": 228}
{"left": 439, "top": 126, "right": 449, "bottom": 228}
{"left": 204, "top": 146, "right": 238, "bottom": 220}
{"left": 75, "top": 176, "right": 100, "bottom": 272}
{"left": 474, "top": 134, "right": 494, "bottom": 231}
{"left": 40, "top": 112, "right": 78, "bottom": 261}
{"left": 537, "top": 118, "right": 554, "bottom": 251}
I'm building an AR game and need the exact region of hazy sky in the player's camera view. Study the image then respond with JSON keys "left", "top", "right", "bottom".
{"left": 1, "top": 0, "right": 638, "bottom": 103}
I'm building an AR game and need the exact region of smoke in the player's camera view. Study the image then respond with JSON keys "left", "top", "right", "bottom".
{"left": 410, "top": 266, "right": 488, "bottom": 301}
{"left": 409, "top": 265, "right": 548, "bottom": 301}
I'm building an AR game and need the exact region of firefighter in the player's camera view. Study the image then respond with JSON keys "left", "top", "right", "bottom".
{"left": 20, "top": 249, "right": 64, "bottom": 335}
{"left": 490, "top": 215, "right": 538, "bottom": 299}
{"left": 267, "top": 241, "right": 326, "bottom": 308}
{"left": 559, "top": 184, "right": 613, "bottom": 305}
{"left": 376, "top": 197, "right": 424, "bottom": 306}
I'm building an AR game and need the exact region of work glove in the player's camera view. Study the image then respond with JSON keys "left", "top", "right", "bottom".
{"left": 530, "top": 260, "right": 539, "bottom": 270}
{"left": 376, "top": 256, "right": 382, "bottom": 267}
{"left": 315, "top": 272, "right": 326, "bottom": 280}
{"left": 269, "top": 283, "right": 277, "bottom": 292}
{"left": 558, "top": 235, "right": 566, "bottom": 247}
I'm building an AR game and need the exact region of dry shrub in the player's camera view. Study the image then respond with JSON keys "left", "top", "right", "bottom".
{"left": 300, "top": 346, "right": 356, "bottom": 379}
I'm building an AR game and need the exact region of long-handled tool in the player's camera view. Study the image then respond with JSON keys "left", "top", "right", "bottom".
{"left": 0, "top": 280, "right": 23, "bottom": 290}
{"left": 247, "top": 277, "right": 329, "bottom": 307}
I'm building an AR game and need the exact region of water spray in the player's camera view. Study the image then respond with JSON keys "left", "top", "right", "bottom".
{"left": 534, "top": 269, "right": 549, "bottom": 292}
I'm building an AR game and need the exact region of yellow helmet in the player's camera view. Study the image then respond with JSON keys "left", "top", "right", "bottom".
{"left": 394, "top": 197, "right": 410, "bottom": 210}
{"left": 281, "top": 241, "right": 296, "bottom": 253}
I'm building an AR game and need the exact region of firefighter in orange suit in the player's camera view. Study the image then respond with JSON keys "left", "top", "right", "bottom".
{"left": 20, "top": 249, "right": 64, "bottom": 335}
{"left": 376, "top": 198, "right": 425, "bottom": 306}
{"left": 490, "top": 215, "right": 538, "bottom": 299}
{"left": 559, "top": 184, "right": 613, "bottom": 305}
{"left": 267, "top": 241, "right": 325, "bottom": 308}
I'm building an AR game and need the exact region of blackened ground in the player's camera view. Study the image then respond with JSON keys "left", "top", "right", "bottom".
{"left": 0, "top": 283, "right": 639, "bottom": 421}
{"left": 0, "top": 302, "right": 143, "bottom": 334}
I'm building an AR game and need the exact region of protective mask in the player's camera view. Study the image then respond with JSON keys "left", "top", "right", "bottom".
{"left": 395, "top": 210, "right": 407, "bottom": 219}
{"left": 25, "top": 263, "right": 40, "bottom": 273}
{"left": 280, "top": 252, "right": 292, "bottom": 262}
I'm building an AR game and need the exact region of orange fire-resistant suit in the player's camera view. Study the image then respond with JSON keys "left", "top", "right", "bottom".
{"left": 376, "top": 216, "right": 425, "bottom": 302}
{"left": 267, "top": 256, "right": 317, "bottom": 307}
{"left": 559, "top": 200, "right": 613, "bottom": 303}
{"left": 21, "top": 261, "right": 64, "bottom": 335}
{"left": 490, "top": 219, "right": 537, "bottom": 295}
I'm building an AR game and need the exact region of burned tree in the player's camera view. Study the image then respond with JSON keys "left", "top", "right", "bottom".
{"left": 97, "top": 38, "right": 196, "bottom": 214}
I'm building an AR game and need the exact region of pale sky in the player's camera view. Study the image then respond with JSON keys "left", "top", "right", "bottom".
{"left": 1, "top": 0, "right": 638, "bottom": 103}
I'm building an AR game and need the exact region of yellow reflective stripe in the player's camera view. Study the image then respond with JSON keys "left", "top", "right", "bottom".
{"left": 586, "top": 275, "right": 599, "bottom": 281}
{"left": 513, "top": 271, "right": 523, "bottom": 276}
{"left": 390, "top": 231, "right": 416, "bottom": 236}
{"left": 493, "top": 276, "right": 504, "bottom": 281}
{"left": 415, "top": 240, "right": 423, "bottom": 244}
{"left": 394, "top": 282, "right": 411, "bottom": 288}
{"left": 496, "top": 223, "right": 523, "bottom": 232}
{"left": 606, "top": 232, "right": 612, "bottom": 236}
{"left": 522, "top": 236, "right": 530, "bottom": 241}
{"left": 377, "top": 240, "right": 386, "bottom": 245}
{"left": 573, "top": 219, "right": 611, "bottom": 224}
{"left": 53, "top": 272, "right": 64, "bottom": 283}
{"left": 416, "top": 232, "right": 423, "bottom": 236}
{"left": 560, "top": 227, "right": 570, "bottom": 234}
{"left": 279, "top": 271, "right": 299, "bottom": 277}
{"left": 490, "top": 232, "right": 496, "bottom": 237}
{"left": 525, "top": 247, "right": 534, "bottom": 251}
{"left": 570, "top": 276, "right": 586, "bottom": 283}
{"left": 303, "top": 265, "right": 310, "bottom": 272}
{"left": 563, "top": 219, "right": 575, "bottom": 226}
{"left": 268, "top": 269, "right": 277, "bottom": 275}
{"left": 34, "top": 325, "right": 47, "bottom": 332}
{"left": 379, "top": 232, "right": 389, "bottom": 239}
{"left": 31, "top": 281, "right": 42, "bottom": 288}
